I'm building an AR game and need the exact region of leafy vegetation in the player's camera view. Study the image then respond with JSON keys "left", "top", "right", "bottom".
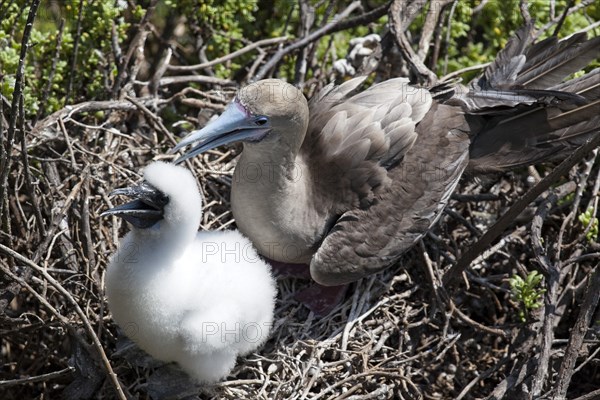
{"left": 2, "top": 0, "right": 596, "bottom": 118}
{"left": 416, "top": 0, "right": 600, "bottom": 79}
{"left": 510, "top": 270, "right": 546, "bottom": 322}
{"left": 578, "top": 206, "right": 599, "bottom": 242}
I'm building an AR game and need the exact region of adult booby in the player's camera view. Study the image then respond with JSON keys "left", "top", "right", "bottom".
{"left": 103, "top": 161, "right": 277, "bottom": 383}
{"left": 172, "top": 24, "right": 600, "bottom": 313}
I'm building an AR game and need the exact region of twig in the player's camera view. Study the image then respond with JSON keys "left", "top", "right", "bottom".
{"left": 110, "top": 19, "right": 123, "bottom": 80}
{"left": 180, "top": 98, "right": 226, "bottom": 112}
{"left": 34, "top": 18, "right": 65, "bottom": 125}
{"left": 552, "top": 0, "right": 575, "bottom": 37}
{"left": 149, "top": 47, "right": 172, "bottom": 95}
{"left": 444, "top": 134, "right": 600, "bottom": 287}
{"left": 0, "top": 244, "right": 127, "bottom": 400}
{"left": 456, "top": 356, "right": 511, "bottom": 400}
{"left": 389, "top": 0, "right": 438, "bottom": 85}
{"left": 329, "top": 1, "right": 390, "bottom": 33}
{"left": 451, "top": 192, "right": 500, "bottom": 202}
{"left": 400, "top": 0, "right": 428, "bottom": 26}
{"left": 112, "top": 0, "right": 158, "bottom": 98}
{"left": 254, "top": 1, "right": 362, "bottom": 81}
{"left": 345, "top": 385, "right": 389, "bottom": 400}
{"left": 573, "top": 344, "right": 600, "bottom": 375}
{"left": 444, "top": 208, "right": 482, "bottom": 236}
{"left": 0, "top": 0, "right": 40, "bottom": 232}
{"left": 81, "top": 179, "right": 97, "bottom": 284}
{"left": 450, "top": 300, "right": 508, "bottom": 337}
{"left": 440, "top": 62, "right": 491, "bottom": 82}
{"left": 530, "top": 193, "right": 560, "bottom": 397}
{"left": 416, "top": 0, "right": 453, "bottom": 62}
{"left": 519, "top": 0, "right": 532, "bottom": 24}
{"left": 569, "top": 19, "right": 600, "bottom": 35}
{"left": 168, "top": 37, "right": 288, "bottom": 72}
{"left": 310, "top": 370, "right": 410, "bottom": 400}
{"left": 124, "top": 95, "right": 179, "bottom": 147}
{"left": 442, "top": 0, "right": 458, "bottom": 76}
{"left": 30, "top": 169, "right": 89, "bottom": 266}
{"left": 553, "top": 266, "right": 600, "bottom": 398}
{"left": 0, "top": 88, "right": 11, "bottom": 271}
{"left": 293, "top": 0, "right": 314, "bottom": 86}
{"left": 65, "top": 0, "right": 84, "bottom": 104}
{"left": 533, "top": 0, "right": 594, "bottom": 40}
{"left": 556, "top": 150, "right": 597, "bottom": 258}
{"left": 484, "top": 356, "right": 538, "bottom": 400}
{"left": 58, "top": 116, "right": 77, "bottom": 169}
{"left": 428, "top": 1, "right": 449, "bottom": 71}
{"left": 157, "top": 74, "right": 235, "bottom": 87}
{"left": 18, "top": 89, "right": 45, "bottom": 235}
{"left": 32, "top": 100, "right": 139, "bottom": 139}
{"left": 572, "top": 388, "right": 600, "bottom": 400}
{"left": 0, "top": 366, "right": 75, "bottom": 387}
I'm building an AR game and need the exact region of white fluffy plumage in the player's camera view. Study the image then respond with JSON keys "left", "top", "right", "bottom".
{"left": 105, "top": 161, "right": 277, "bottom": 383}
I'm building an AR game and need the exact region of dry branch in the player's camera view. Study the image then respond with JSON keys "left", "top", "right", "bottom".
{"left": 444, "top": 134, "right": 600, "bottom": 287}
{"left": 554, "top": 267, "right": 600, "bottom": 398}
{"left": 389, "top": 0, "right": 438, "bottom": 85}
{"left": 0, "top": 0, "right": 40, "bottom": 228}
{"left": 254, "top": 1, "right": 362, "bottom": 81}
{"left": 0, "top": 244, "right": 126, "bottom": 400}
{"left": 168, "top": 37, "right": 289, "bottom": 73}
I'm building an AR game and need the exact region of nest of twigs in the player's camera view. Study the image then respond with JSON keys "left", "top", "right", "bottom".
{"left": 1, "top": 1, "right": 600, "bottom": 399}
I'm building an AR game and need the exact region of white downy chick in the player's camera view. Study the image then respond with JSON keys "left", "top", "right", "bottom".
{"left": 103, "top": 161, "right": 277, "bottom": 383}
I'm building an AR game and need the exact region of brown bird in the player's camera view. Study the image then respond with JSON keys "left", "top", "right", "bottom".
{"left": 172, "top": 24, "right": 600, "bottom": 314}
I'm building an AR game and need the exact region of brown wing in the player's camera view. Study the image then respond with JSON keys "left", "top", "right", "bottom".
{"left": 301, "top": 77, "right": 433, "bottom": 211}
{"left": 310, "top": 103, "right": 470, "bottom": 286}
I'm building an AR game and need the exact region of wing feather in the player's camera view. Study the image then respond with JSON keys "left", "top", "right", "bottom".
{"left": 310, "top": 103, "right": 470, "bottom": 285}
{"left": 302, "top": 77, "right": 432, "bottom": 210}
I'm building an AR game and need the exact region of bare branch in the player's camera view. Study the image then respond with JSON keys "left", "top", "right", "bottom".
{"left": 389, "top": 0, "right": 438, "bottom": 85}
{"left": 417, "top": 0, "right": 453, "bottom": 62}
{"left": 254, "top": 1, "right": 362, "bottom": 81}
{"left": 554, "top": 266, "right": 600, "bottom": 398}
{"left": 444, "top": 134, "right": 600, "bottom": 287}
{"left": 0, "top": 244, "right": 127, "bottom": 400}
{"left": 0, "top": 0, "right": 40, "bottom": 232}
{"left": 519, "top": 0, "right": 532, "bottom": 24}
{"left": 168, "top": 37, "right": 288, "bottom": 72}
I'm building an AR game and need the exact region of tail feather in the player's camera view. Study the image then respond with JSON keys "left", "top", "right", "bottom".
{"left": 458, "top": 31, "right": 597, "bottom": 113}
{"left": 462, "top": 24, "right": 599, "bottom": 172}
{"left": 479, "top": 22, "right": 535, "bottom": 90}
{"left": 546, "top": 98, "right": 600, "bottom": 131}
{"left": 550, "top": 68, "right": 600, "bottom": 99}
{"left": 540, "top": 116, "right": 600, "bottom": 146}
{"left": 467, "top": 68, "right": 600, "bottom": 172}
{"left": 515, "top": 35, "right": 600, "bottom": 89}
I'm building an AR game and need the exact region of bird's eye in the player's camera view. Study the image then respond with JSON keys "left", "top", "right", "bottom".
{"left": 255, "top": 116, "right": 268, "bottom": 126}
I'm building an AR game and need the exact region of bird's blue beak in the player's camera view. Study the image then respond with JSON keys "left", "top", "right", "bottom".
{"left": 171, "top": 99, "right": 271, "bottom": 164}
{"left": 102, "top": 182, "right": 169, "bottom": 229}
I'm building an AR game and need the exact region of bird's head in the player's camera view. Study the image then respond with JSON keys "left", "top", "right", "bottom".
{"left": 102, "top": 162, "right": 202, "bottom": 231}
{"left": 172, "top": 79, "right": 309, "bottom": 163}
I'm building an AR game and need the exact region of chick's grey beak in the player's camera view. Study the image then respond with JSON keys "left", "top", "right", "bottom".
{"left": 171, "top": 100, "right": 271, "bottom": 164}
{"left": 101, "top": 182, "right": 169, "bottom": 229}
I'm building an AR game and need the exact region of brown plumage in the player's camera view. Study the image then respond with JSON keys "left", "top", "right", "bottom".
{"left": 173, "top": 23, "right": 600, "bottom": 288}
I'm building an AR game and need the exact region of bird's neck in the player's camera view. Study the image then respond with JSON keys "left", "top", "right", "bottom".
{"left": 237, "top": 140, "right": 300, "bottom": 182}
{"left": 128, "top": 221, "right": 195, "bottom": 268}
{"left": 232, "top": 146, "right": 327, "bottom": 264}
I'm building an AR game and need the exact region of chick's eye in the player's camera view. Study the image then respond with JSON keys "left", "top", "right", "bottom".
{"left": 255, "top": 116, "right": 268, "bottom": 126}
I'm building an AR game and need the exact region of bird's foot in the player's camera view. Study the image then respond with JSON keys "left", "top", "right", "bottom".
{"left": 264, "top": 258, "right": 311, "bottom": 279}
{"left": 294, "top": 283, "right": 349, "bottom": 316}
{"left": 262, "top": 258, "right": 348, "bottom": 315}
